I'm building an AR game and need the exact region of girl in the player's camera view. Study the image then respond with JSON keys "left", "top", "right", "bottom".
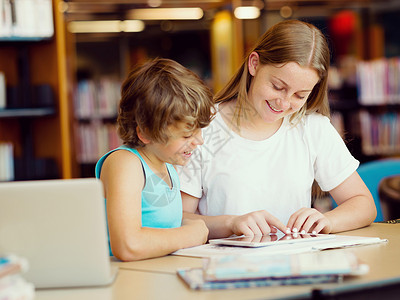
{"left": 177, "top": 20, "right": 376, "bottom": 239}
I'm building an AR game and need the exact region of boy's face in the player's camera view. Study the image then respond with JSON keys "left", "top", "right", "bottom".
{"left": 150, "top": 122, "right": 203, "bottom": 166}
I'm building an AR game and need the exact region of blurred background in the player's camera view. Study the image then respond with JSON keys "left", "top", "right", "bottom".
{"left": 0, "top": 0, "right": 399, "bottom": 182}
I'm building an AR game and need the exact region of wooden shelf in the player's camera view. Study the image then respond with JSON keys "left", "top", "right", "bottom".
{"left": 0, "top": 108, "right": 55, "bottom": 118}
{"left": 0, "top": 0, "right": 75, "bottom": 180}
{"left": 0, "top": 37, "right": 51, "bottom": 43}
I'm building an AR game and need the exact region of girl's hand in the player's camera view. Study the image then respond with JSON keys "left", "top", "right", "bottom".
{"left": 182, "top": 218, "right": 209, "bottom": 244}
{"left": 228, "top": 210, "right": 287, "bottom": 237}
{"left": 287, "top": 208, "right": 332, "bottom": 234}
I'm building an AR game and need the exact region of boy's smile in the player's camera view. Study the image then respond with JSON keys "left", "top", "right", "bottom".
{"left": 144, "top": 122, "right": 203, "bottom": 168}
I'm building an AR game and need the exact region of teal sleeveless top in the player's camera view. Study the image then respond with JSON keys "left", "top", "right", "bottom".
{"left": 95, "top": 145, "right": 183, "bottom": 256}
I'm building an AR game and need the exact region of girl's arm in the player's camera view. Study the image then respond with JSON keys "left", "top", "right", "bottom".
{"left": 182, "top": 192, "right": 288, "bottom": 239}
{"left": 101, "top": 151, "right": 208, "bottom": 261}
{"left": 287, "top": 171, "right": 377, "bottom": 234}
{"left": 326, "top": 171, "right": 376, "bottom": 232}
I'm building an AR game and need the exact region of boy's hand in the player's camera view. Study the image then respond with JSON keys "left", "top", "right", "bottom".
{"left": 286, "top": 208, "right": 333, "bottom": 234}
{"left": 228, "top": 210, "right": 287, "bottom": 237}
{"left": 182, "top": 218, "right": 209, "bottom": 244}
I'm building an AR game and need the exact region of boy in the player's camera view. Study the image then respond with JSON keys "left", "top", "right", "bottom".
{"left": 96, "top": 58, "right": 215, "bottom": 261}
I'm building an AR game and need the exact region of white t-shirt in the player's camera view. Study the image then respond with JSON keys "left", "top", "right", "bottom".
{"left": 176, "top": 110, "right": 359, "bottom": 225}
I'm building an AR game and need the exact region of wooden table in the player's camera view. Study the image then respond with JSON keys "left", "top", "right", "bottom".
{"left": 35, "top": 223, "right": 400, "bottom": 300}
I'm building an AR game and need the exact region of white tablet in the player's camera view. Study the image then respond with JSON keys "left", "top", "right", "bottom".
{"left": 208, "top": 232, "right": 336, "bottom": 248}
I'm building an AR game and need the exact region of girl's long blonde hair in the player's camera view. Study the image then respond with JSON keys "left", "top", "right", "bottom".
{"left": 215, "top": 19, "right": 331, "bottom": 127}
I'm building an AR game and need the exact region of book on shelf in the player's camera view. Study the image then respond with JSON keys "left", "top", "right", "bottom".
{"left": 356, "top": 57, "right": 400, "bottom": 105}
{"left": 0, "top": 0, "right": 53, "bottom": 39}
{"left": 0, "top": 0, "right": 12, "bottom": 37}
{"left": 359, "top": 110, "right": 400, "bottom": 155}
{"left": 75, "top": 122, "right": 121, "bottom": 164}
{"left": 0, "top": 254, "right": 34, "bottom": 300}
{"left": 177, "top": 250, "right": 368, "bottom": 290}
{"left": 74, "top": 77, "right": 122, "bottom": 165}
{"left": 0, "top": 72, "right": 5, "bottom": 109}
{"left": 97, "top": 78, "right": 121, "bottom": 118}
{"left": 75, "top": 80, "right": 97, "bottom": 119}
{"left": 75, "top": 77, "right": 120, "bottom": 119}
{"left": 0, "top": 142, "right": 14, "bottom": 181}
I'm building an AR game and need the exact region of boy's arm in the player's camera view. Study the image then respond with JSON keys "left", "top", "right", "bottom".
{"left": 101, "top": 151, "right": 208, "bottom": 261}
{"left": 182, "top": 191, "right": 235, "bottom": 238}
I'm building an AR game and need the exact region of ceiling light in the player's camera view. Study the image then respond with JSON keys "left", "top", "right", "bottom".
{"left": 280, "top": 6, "right": 293, "bottom": 19}
{"left": 234, "top": 6, "right": 260, "bottom": 20}
{"left": 67, "top": 20, "right": 145, "bottom": 33}
{"left": 68, "top": 21, "right": 120, "bottom": 33}
{"left": 128, "top": 8, "right": 203, "bottom": 20}
{"left": 121, "top": 20, "right": 145, "bottom": 32}
{"left": 147, "top": 0, "right": 162, "bottom": 8}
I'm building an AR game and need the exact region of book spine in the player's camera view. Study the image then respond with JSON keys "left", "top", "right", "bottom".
{"left": 357, "top": 57, "right": 400, "bottom": 105}
{"left": 359, "top": 110, "right": 400, "bottom": 155}
{"left": 74, "top": 77, "right": 122, "bottom": 164}
{"left": 0, "top": 72, "right": 5, "bottom": 109}
{"left": 0, "top": 142, "right": 14, "bottom": 181}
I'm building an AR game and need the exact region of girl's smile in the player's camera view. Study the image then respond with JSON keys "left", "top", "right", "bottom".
{"left": 266, "top": 100, "right": 283, "bottom": 114}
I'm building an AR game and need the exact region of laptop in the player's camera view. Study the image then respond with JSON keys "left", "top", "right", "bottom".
{"left": 0, "top": 178, "right": 118, "bottom": 288}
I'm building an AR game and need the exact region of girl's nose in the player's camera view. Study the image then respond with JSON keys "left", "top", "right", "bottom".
{"left": 276, "top": 96, "right": 290, "bottom": 110}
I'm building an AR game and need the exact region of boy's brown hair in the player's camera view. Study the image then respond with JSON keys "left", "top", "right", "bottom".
{"left": 118, "top": 58, "right": 215, "bottom": 147}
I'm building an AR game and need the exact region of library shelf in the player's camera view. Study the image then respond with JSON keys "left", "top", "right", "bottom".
{"left": 0, "top": 0, "right": 75, "bottom": 180}
{"left": 0, "top": 108, "right": 55, "bottom": 118}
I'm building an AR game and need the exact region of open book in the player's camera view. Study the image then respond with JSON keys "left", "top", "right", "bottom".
{"left": 173, "top": 234, "right": 387, "bottom": 258}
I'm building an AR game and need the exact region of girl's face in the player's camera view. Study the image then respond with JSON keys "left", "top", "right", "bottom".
{"left": 247, "top": 52, "right": 320, "bottom": 124}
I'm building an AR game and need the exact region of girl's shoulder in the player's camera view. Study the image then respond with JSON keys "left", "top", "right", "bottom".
{"left": 299, "top": 113, "right": 332, "bottom": 131}
{"left": 297, "top": 113, "right": 340, "bottom": 143}
{"left": 303, "top": 112, "right": 330, "bottom": 124}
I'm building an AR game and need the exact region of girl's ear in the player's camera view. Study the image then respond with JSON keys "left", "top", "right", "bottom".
{"left": 248, "top": 52, "right": 260, "bottom": 76}
{"left": 136, "top": 127, "right": 151, "bottom": 144}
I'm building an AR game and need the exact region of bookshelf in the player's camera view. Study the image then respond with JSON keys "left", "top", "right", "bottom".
{"left": 330, "top": 57, "right": 400, "bottom": 162}
{"left": 356, "top": 58, "right": 400, "bottom": 157}
{"left": 0, "top": 0, "right": 75, "bottom": 180}
{"left": 73, "top": 77, "right": 121, "bottom": 177}
{"left": 0, "top": 107, "right": 56, "bottom": 180}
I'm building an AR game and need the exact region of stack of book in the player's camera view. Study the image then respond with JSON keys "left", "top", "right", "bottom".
{"left": 0, "top": 254, "right": 34, "bottom": 300}
{"left": 177, "top": 250, "right": 368, "bottom": 290}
